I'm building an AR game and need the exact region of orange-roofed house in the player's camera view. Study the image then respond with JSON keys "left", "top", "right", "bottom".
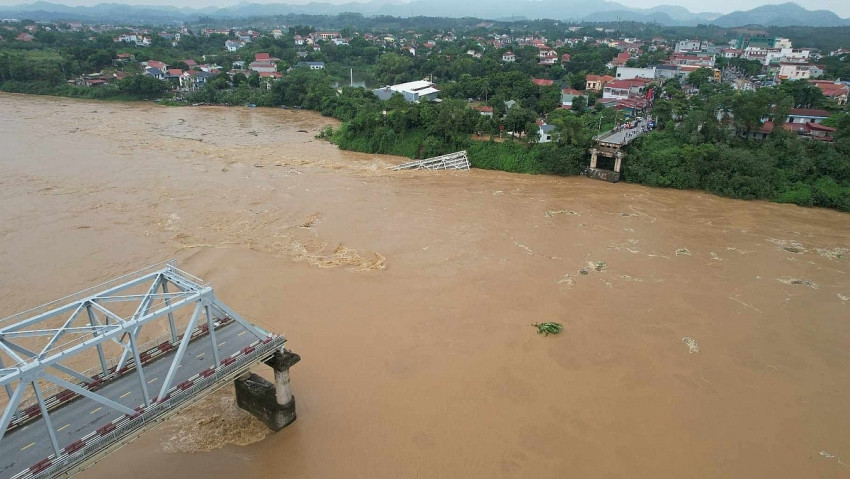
{"left": 585, "top": 74, "right": 615, "bottom": 92}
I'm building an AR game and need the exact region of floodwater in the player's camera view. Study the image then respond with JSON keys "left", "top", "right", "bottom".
{"left": 1, "top": 93, "right": 849, "bottom": 478}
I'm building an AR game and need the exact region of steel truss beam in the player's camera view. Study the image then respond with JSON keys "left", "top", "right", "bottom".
{"left": 0, "top": 261, "right": 270, "bottom": 449}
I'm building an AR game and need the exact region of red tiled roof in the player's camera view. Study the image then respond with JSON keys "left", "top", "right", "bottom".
{"left": 561, "top": 88, "right": 584, "bottom": 95}
{"left": 255, "top": 53, "right": 270, "bottom": 61}
{"left": 167, "top": 69, "right": 183, "bottom": 76}
{"left": 790, "top": 108, "right": 830, "bottom": 118}
{"left": 473, "top": 105, "right": 494, "bottom": 112}
{"left": 532, "top": 78, "right": 554, "bottom": 86}
{"left": 605, "top": 78, "right": 649, "bottom": 89}
{"left": 586, "top": 74, "right": 615, "bottom": 83}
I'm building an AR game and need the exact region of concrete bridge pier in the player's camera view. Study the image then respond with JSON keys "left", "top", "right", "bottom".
{"left": 234, "top": 348, "right": 301, "bottom": 431}
{"left": 614, "top": 151, "right": 624, "bottom": 173}
{"left": 589, "top": 148, "right": 598, "bottom": 169}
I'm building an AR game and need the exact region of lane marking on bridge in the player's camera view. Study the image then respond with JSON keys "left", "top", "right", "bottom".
{"left": 147, "top": 377, "right": 158, "bottom": 384}
{"left": 218, "top": 342, "right": 226, "bottom": 347}
{"left": 21, "top": 442, "right": 35, "bottom": 451}
{"left": 120, "top": 391, "right": 132, "bottom": 399}
{"left": 58, "top": 424, "right": 70, "bottom": 432}
{"left": 90, "top": 407, "right": 102, "bottom": 415}
{"left": 238, "top": 331, "right": 246, "bottom": 336}
{"left": 196, "top": 353, "right": 205, "bottom": 359}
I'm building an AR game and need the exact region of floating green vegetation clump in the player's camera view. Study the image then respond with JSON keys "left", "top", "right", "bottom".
{"left": 532, "top": 322, "right": 564, "bottom": 336}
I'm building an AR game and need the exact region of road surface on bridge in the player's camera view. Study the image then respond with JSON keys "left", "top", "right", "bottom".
{"left": 0, "top": 320, "right": 258, "bottom": 479}
{"left": 598, "top": 118, "right": 648, "bottom": 146}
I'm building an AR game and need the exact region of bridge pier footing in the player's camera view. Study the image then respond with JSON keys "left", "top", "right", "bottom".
{"left": 234, "top": 349, "right": 301, "bottom": 431}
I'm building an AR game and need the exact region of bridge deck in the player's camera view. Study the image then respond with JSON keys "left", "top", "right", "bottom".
{"left": 594, "top": 118, "right": 649, "bottom": 147}
{"left": 1, "top": 320, "right": 281, "bottom": 479}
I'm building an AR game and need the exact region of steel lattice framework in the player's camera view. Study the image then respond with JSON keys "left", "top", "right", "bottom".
{"left": 0, "top": 260, "right": 269, "bottom": 458}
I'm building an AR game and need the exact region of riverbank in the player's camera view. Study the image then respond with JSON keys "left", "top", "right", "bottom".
{"left": 2, "top": 94, "right": 850, "bottom": 478}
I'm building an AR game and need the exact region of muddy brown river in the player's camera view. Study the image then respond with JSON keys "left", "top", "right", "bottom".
{"left": 1, "top": 93, "right": 849, "bottom": 478}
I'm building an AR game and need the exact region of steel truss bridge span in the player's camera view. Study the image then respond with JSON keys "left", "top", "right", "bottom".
{"left": 0, "top": 261, "right": 285, "bottom": 479}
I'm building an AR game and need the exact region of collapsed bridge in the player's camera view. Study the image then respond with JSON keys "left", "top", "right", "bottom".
{"left": 0, "top": 261, "right": 299, "bottom": 479}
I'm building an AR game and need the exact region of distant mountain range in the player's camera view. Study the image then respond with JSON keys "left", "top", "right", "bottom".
{"left": 1, "top": 0, "right": 848, "bottom": 27}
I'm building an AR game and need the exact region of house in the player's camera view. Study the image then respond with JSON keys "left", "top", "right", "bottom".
{"left": 538, "top": 123, "right": 557, "bottom": 143}
{"left": 603, "top": 79, "right": 649, "bottom": 100}
{"left": 561, "top": 53, "right": 571, "bottom": 63}
{"left": 311, "top": 31, "right": 341, "bottom": 42}
{"left": 15, "top": 32, "right": 34, "bottom": 42}
{"left": 249, "top": 62, "right": 277, "bottom": 74}
{"left": 606, "top": 52, "right": 631, "bottom": 69}
{"left": 272, "top": 29, "right": 284, "bottom": 39}
{"left": 166, "top": 69, "right": 183, "bottom": 80}
{"left": 675, "top": 40, "right": 703, "bottom": 53}
{"left": 532, "top": 78, "right": 554, "bottom": 87}
{"left": 232, "top": 60, "right": 246, "bottom": 70}
{"left": 538, "top": 48, "right": 557, "bottom": 60}
{"left": 810, "top": 80, "right": 849, "bottom": 106}
{"left": 778, "top": 62, "right": 818, "bottom": 81}
{"left": 561, "top": 88, "right": 588, "bottom": 107}
{"left": 255, "top": 52, "right": 271, "bottom": 62}
{"left": 295, "top": 62, "right": 325, "bottom": 70}
{"left": 786, "top": 108, "right": 830, "bottom": 124}
{"left": 181, "top": 59, "right": 197, "bottom": 68}
{"left": 225, "top": 39, "right": 246, "bottom": 52}
{"left": 114, "top": 53, "right": 135, "bottom": 62}
{"left": 784, "top": 121, "right": 836, "bottom": 140}
{"left": 293, "top": 35, "right": 304, "bottom": 45}
{"left": 144, "top": 67, "right": 165, "bottom": 80}
{"left": 747, "top": 119, "right": 835, "bottom": 141}
{"left": 668, "top": 53, "right": 715, "bottom": 68}
{"left": 616, "top": 66, "right": 656, "bottom": 80}
{"left": 179, "top": 70, "right": 214, "bottom": 91}
{"left": 145, "top": 60, "right": 167, "bottom": 71}
{"left": 502, "top": 51, "right": 516, "bottom": 62}
{"left": 473, "top": 105, "right": 494, "bottom": 117}
{"left": 585, "top": 74, "right": 615, "bottom": 92}
{"left": 373, "top": 80, "right": 440, "bottom": 103}
{"left": 259, "top": 72, "right": 283, "bottom": 89}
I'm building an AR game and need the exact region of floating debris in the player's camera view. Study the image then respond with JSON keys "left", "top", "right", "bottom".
{"left": 532, "top": 322, "right": 564, "bottom": 336}
{"left": 545, "top": 210, "right": 579, "bottom": 218}
{"left": 675, "top": 248, "right": 691, "bottom": 256}
{"left": 815, "top": 247, "right": 849, "bottom": 260}
{"left": 682, "top": 337, "right": 700, "bottom": 354}
{"left": 768, "top": 238, "right": 807, "bottom": 255}
{"left": 777, "top": 277, "right": 818, "bottom": 289}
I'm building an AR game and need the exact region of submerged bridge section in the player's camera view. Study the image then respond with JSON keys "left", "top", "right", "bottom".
{"left": 392, "top": 150, "right": 470, "bottom": 171}
{"left": 0, "top": 261, "right": 298, "bottom": 479}
{"left": 587, "top": 118, "right": 649, "bottom": 183}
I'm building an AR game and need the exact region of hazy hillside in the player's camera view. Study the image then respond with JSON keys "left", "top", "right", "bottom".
{"left": 0, "top": 0, "right": 846, "bottom": 27}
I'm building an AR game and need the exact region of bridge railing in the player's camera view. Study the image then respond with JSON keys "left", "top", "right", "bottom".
{"left": 13, "top": 334, "right": 286, "bottom": 479}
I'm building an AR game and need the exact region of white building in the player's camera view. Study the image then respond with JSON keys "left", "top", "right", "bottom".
{"left": 373, "top": 80, "right": 440, "bottom": 103}
{"left": 675, "top": 40, "right": 703, "bottom": 53}
{"left": 778, "top": 62, "right": 817, "bottom": 81}
{"left": 615, "top": 66, "right": 656, "bottom": 80}
{"left": 225, "top": 39, "right": 245, "bottom": 52}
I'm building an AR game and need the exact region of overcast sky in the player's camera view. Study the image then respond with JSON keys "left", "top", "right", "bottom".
{"left": 0, "top": 0, "right": 848, "bottom": 18}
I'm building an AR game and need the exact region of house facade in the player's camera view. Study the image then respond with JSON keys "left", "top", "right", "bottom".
{"left": 603, "top": 79, "right": 648, "bottom": 100}
{"left": 585, "top": 74, "right": 615, "bottom": 92}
